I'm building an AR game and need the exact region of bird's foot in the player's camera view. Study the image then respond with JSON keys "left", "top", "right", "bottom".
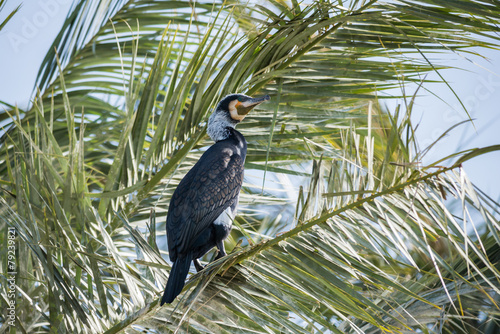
{"left": 215, "top": 250, "right": 227, "bottom": 260}
{"left": 193, "top": 259, "right": 205, "bottom": 272}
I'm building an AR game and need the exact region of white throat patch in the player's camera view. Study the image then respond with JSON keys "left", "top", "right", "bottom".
{"left": 207, "top": 111, "right": 234, "bottom": 142}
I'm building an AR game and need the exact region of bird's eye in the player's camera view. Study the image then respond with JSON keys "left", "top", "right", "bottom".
{"left": 238, "top": 96, "right": 244, "bottom": 102}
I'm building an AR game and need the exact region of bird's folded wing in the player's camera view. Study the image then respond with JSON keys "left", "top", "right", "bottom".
{"left": 167, "top": 147, "right": 244, "bottom": 259}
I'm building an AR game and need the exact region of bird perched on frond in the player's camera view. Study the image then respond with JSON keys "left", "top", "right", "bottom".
{"left": 161, "top": 93, "right": 270, "bottom": 305}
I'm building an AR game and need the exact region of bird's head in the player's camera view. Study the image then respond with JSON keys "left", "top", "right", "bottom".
{"left": 218, "top": 93, "right": 271, "bottom": 122}
{"left": 208, "top": 93, "right": 270, "bottom": 142}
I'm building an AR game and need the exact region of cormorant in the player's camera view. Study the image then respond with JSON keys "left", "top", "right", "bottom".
{"left": 161, "top": 93, "right": 270, "bottom": 305}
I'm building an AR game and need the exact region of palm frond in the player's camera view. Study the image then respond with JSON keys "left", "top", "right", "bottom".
{"left": 1, "top": 0, "right": 500, "bottom": 333}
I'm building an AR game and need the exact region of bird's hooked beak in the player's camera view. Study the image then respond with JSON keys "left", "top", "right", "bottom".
{"left": 230, "top": 95, "right": 270, "bottom": 121}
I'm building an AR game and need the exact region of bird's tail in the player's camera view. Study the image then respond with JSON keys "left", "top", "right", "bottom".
{"left": 161, "top": 256, "right": 192, "bottom": 305}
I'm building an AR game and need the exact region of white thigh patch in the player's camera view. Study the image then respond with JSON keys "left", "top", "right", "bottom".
{"left": 213, "top": 206, "right": 235, "bottom": 228}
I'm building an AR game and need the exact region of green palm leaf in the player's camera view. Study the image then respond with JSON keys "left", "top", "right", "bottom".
{"left": 1, "top": 0, "right": 500, "bottom": 333}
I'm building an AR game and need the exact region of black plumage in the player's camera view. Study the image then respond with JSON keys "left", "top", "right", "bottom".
{"left": 161, "top": 93, "right": 270, "bottom": 305}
